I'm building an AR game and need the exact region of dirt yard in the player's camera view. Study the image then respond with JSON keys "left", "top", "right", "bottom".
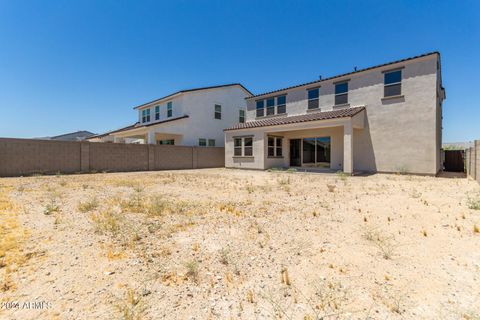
{"left": 1, "top": 169, "right": 479, "bottom": 320}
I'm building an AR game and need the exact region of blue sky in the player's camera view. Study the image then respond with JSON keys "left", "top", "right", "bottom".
{"left": 0, "top": 0, "right": 479, "bottom": 142}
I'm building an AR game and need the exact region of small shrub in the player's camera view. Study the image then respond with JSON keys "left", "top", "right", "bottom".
{"left": 90, "top": 209, "right": 124, "bottom": 236}
{"left": 146, "top": 196, "right": 169, "bottom": 216}
{"left": 43, "top": 198, "right": 60, "bottom": 215}
{"left": 219, "top": 248, "right": 230, "bottom": 265}
{"left": 467, "top": 197, "right": 480, "bottom": 210}
{"left": 277, "top": 176, "right": 291, "bottom": 186}
{"left": 185, "top": 260, "right": 199, "bottom": 283}
{"left": 326, "top": 184, "right": 336, "bottom": 192}
{"left": 78, "top": 197, "right": 99, "bottom": 213}
{"left": 115, "top": 288, "right": 145, "bottom": 320}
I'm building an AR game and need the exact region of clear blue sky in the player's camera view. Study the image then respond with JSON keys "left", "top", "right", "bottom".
{"left": 0, "top": 0, "right": 479, "bottom": 142}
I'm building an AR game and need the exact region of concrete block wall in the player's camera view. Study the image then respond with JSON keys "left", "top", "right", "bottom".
{"left": 466, "top": 140, "right": 480, "bottom": 184}
{"left": 0, "top": 138, "right": 225, "bottom": 177}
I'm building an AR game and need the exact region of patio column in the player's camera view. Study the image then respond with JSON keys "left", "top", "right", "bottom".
{"left": 343, "top": 122, "right": 353, "bottom": 174}
{"left": 147, "top": 130, "right": 156, "bottom": 144}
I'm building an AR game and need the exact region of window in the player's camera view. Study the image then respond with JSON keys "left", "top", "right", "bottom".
{"left": 158, "top": 139, "right": 174, "bottom": 145}
{"left": 268, "top": 136, "right": 283, "bottom": 157}
{"left": 308, "top": 88, "right": 319, "bottom": 109}
{"left": 167, "top": 102, "right": 172, "bottom": 117}
{"left": 198, "top": 138, "right": 207, "bottom": 147}
{"left": 208, "top": 139, "right": 215, "bottom": 147}
{"left": 233, "top": 137, "right": 253, "bottom": 156}
{"left": 142, "top": 109, "right": 150, "bottom": 123}
{"left": 256, "top": 100, "right": 264, "bottom": 117}
{"left": 234, "top": 138, "right": 242, "bottom": 156}
{"left": 155, "top": 106, "right": 160, "bottom": 120}
{"left": 384, "top": 70, "right": 402, "bottom": 97}
{"left": 239, "top": 109, "right": 245, "bottom": 123}
{"left": 277, "top": 96, "right": 286, "bottom": 114}
{"left": 257, "top": 96, "right": 287, "bottom": 117}
{"left": 335, "top": 82, "right": 348, "bottom": 105}
{"left": 244, "top": 137, "right": 253, "bottom": 156}
{"left": 302, "top": 137, "right": 331, "bottom": 168}
{"left": 266, "top": 98, "right": 275, "bottom": 116}
{"left": 214, "top": 104, "right": 221, "bottom": 119}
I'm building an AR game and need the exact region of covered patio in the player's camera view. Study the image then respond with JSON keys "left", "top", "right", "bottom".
{"left": 225, "top": 107, "right": 366, "bottom": 174}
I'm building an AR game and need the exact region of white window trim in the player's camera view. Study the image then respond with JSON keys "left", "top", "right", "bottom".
{"left": 233, "top": 136, "right": 253, "bottom": 157}
{"left": 214, "top": 104, "right": 222, "bottom": 119}
{"left": 267, "top": 136, "right": 283, "bottom": 158}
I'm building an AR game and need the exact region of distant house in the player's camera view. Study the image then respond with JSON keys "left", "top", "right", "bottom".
{"left": 224, "top": 52, "right": 446, "bottom": 175}
{"left": 88, "top": 83, "right": 251, "bottom": 147}
{"left": 40, "top": 130, "right": 96, "bottom": 141}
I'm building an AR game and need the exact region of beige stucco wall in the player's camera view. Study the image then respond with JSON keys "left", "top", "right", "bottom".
{"left": 230, "top": 53, "right": 442, "bottom": 174}
{"left": 225, "top": 116, "right": 358, "bottom": 171}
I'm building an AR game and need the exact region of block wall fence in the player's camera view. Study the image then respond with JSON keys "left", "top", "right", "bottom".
{"left": 0, "top": 138, "right": 224, "bottom": 177}
{"left": 465, "top": 140, "right": 480, "bottom": 184}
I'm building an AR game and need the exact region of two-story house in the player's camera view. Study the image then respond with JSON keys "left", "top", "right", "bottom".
{"left": 224, "top": 52, "right": 445, "bottom": 175}
{"left": 89, "top": 83, "right": 252, "bottom": 146}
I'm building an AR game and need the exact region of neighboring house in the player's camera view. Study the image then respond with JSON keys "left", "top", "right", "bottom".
{"left": 39, "top": 130, "right": 96, "bottom": 141}
{"left": 224, "top": 52, "right": 446, "bottom": 175}
{"left": 88, "top": 84, "right": 251, "bottom": 147}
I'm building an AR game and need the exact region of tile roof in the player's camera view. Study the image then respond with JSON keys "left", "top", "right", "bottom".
{"left": 224, "top": 107, "right": 365, "bottom": 131}
{"left": 134, "top": 83, "right": 252, "bottom": 109}
{"left": 247, "top": 52, "right": 440, "bottom": 99}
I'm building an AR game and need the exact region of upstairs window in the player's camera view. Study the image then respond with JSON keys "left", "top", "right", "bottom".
{"left": 155, "top": 106, "right": 160, "bottom": 120}
{"left": 256, "top": 100, "right": 264, "bottom": 117}
{"left": 268, "top": 136, "right": 283, "bottom": 157}
{"left": 335, "top": 82, "right": 348, "bottom": 106}
{"left": 208, "top": 139, "right": 215, "bottom": 147}
{"left": 266, "top": 98, "right": 275, "bottom": 116}
{"left": 277, "top": 95, "right": 286, "bottom": 114}
{"left": 198, "top": 138, "right": 207, "bottom": 147}
{"left": 307, "top": 88, "right": 319, "bottom": 109}
{"left": 142, "top": 109, "right": 150, "bottom": 123}
{"left": 167, "top": 102, "right": 172, "bottom": 117}
{"left": 239, "top": 109, "right": 245, "bottom": 123}
{"left": 384, "top": 70, "right": 402, "bottom": 97}
{"left": 214, "top": 104, "right": 222, "bottom": 119}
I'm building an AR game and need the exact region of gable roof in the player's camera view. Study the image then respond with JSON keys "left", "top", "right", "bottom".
{"left": 87, "top": 115, "right": 190, "bottom": 139}
{"left": 133, "top": 83, "right": 252, "bottom": 110}
{"left": 48, "top": 130, "right": 96, "bottom": 141}
{"left": 225, "top": 106, "right": 365, "bottom": 131}
{"left": 247, "top": 51, "right": 440, "bottom": 100}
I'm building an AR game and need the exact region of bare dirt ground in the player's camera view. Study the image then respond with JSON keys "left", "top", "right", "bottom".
{"left": 1, "top": 168, "right": 480, "bottom": 320}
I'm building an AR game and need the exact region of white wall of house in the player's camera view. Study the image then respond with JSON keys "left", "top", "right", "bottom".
{"left": 112, "top": 85, "right": 249, "bottom": 147}
{"left": 229, "top": 53, "right": 443, "bottom": 174}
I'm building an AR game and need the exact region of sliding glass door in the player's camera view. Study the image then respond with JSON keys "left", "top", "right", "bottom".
{"left": 302, "top": 137, "right": 331, "bottom": 168}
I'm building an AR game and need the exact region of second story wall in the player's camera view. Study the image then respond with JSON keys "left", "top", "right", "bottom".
{"left": 137, "top": 95, "right": 185, "bottom": 125}
{"left": 245, "top": 54, "right": 439, "bottom": 121}
{"left": 181, "top": 86, "right": 249, "bottom": 146}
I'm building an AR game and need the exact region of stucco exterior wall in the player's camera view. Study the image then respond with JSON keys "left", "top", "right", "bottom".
{"left": 235, "top": 54, "right": 441, "bottom": 174}
{"left": 225, "top": 121, "right": 350, "bottom": 171}
{"left": 116, "top": 85, "right": 249, "bottom": 147}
